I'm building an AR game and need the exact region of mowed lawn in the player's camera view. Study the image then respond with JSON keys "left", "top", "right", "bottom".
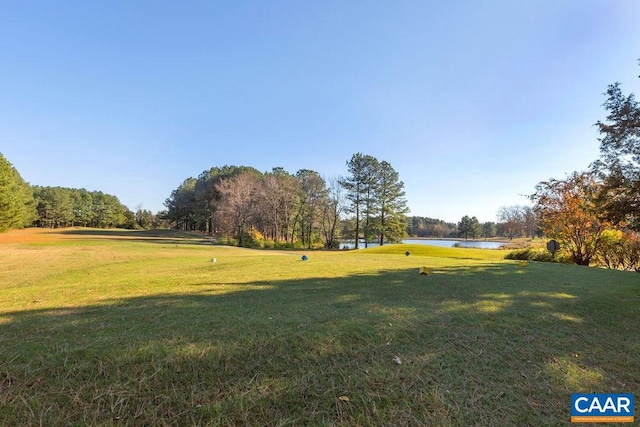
{"left": 0, "top": 228, "right": 638, "bottom": 426}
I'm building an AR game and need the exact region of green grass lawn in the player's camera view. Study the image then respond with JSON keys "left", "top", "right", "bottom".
{"left": 1, "top": 228, "right": 638, "bottom": 426}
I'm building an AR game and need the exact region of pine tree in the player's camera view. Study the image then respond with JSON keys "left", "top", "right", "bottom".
{"left": 340, "top": 153, "right": 375, "bottom": 249}
{"left": 376, "top": 161, "right": 408, "bottom": 245}
{"left": 361, "top": 157, "right": 380, "bottom": 248}
{"left": 458, "top": 215, "right": 481, "bottom": 240}
{"left": 593, "top": 63, "right": 640, "bottom": 229}
{"left": 0, "top": 153, "right": 35, "bottom": 232}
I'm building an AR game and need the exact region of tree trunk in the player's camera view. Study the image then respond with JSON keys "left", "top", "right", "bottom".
{"left": 354, "top": 210, "right": 360, "bottom": 250}
{"left": 380, "top": 211, "right": 386, "bottom": 246}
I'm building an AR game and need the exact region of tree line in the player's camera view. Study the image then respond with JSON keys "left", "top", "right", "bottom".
{"left": 0, "top": 153, "right": 163, "bottom": 232}
{"left": 32, "top": 186, "right": 133, "bottom": 229}
{"left": 407, "top": 208, "right": 540, "bottom": 241}
{"left": 1, "top": 149, "right": 534, "bottom": 241}
{"left": 164, "top": 153, "right": 409, "bottom": 249}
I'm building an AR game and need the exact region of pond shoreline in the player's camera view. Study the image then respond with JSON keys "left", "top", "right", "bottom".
{"left": 341, "top": 238, "right": 509, "bottom": 250}
{"left": 404, "top": 237, "right": 509, "bottom": 242}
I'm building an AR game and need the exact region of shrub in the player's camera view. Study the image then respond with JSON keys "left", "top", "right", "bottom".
{"left": 596, "top": 230, "right": 640, "bottom": 271}
{"left": 262, "top": 239, "right": 275, "bottom": 249}
{"left": 505, "top": 247, "right": 559, "bottom": 263}
{"left": 218, "top": 237, "right": 238, "bottom": 246}
{"left": 274, "top": 241, "right": 302, "bottom": 250}
{"left": 242, "top": 228, "right": 265, "bottom": 248}
{"left": 595, "top": 229, "right": 625, "bottom": 269}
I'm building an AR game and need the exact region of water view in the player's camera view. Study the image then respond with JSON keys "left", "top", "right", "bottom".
{"left": 341, "top": 239, "right": 507, "bottom": 250}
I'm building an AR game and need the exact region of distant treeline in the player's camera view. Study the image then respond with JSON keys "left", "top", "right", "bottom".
{"left": 31, "top": 186, "right": 163, "bottom": 229}
{"left": 0, "top": 152, "right": 164, "bottom": 231}
{"left": 407, "top": 217, "right": 457, "bottom": 238}
{"left": 407, "top": 211, "right": 541, "bottom": 240}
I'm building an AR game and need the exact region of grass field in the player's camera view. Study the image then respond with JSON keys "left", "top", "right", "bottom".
{"left": 1, "top": 228, "right": 638, "bottom": 426}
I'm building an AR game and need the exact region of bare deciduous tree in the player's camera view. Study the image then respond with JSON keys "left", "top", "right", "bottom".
{"left": 215, "top": 172, "right": 260, "bottom": 246}
{"left": 321, "top": 176, "right": 346, "bottom": 249}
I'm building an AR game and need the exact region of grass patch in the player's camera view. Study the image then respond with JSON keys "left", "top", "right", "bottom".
{"left": 0, "top": 228, "right": 638, "bottom": 425}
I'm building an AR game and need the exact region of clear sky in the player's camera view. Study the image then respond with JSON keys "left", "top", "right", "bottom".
{"left": 1, "top": 1, "right": 639, "bottom": 223}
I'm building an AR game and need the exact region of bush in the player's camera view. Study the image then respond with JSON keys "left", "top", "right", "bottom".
{"left": 596, "top": 229, "right": 640, "bottom": 271}
{"left": 505, "top": 247, "right": 557, "bottom": 263}
{"left": 242, "top": 228, "right": 265, "bottom": 248}
{"left": 262, "top": 239, "right": 275, "bottom": 249}
{"left": 595, "top": 229, "right": 625, "bottom": 269}
{"left": 216, "top": 237, "right": 238, "bottom": 246}
{"left": 273, "top": 241, "right": 302, "bottom": 250}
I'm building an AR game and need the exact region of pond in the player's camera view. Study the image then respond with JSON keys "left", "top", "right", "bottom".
{"left": 340, "top": 239, "right": 507, "bottom": 250}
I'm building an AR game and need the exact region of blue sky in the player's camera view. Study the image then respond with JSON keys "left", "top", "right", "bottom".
{"left": 1, "top": 1, "right": 639, "bottom": 223}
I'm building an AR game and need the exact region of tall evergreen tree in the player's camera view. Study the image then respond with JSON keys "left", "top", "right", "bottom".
{"left": 361, "top": 157, "right": 380, "bottom": 248}
{"left": 340, "top": 153, "right": 378, "bottom": 249}
{"left": 376, "top": 161, "right": 408, "bottom": 245}
{"left": 164, "top": 178, "right": 198, "bottom": 230}
{"left": 482, "top": 222, "right": 497, "bottom": 238}
{"left": 0, "top": 153, "right": 35, "bottom": 232}
{"left": 593, "top": 62, "right": 640, "bottom": 229}
{"left": 458, "top": 215, "right": 481, "bottom": 240}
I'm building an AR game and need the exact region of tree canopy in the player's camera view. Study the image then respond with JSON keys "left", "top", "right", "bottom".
{"left": 0, "top": 153, "right": 35, "bottom": 232}
{"left": 340, "top": 153, "right": 408, "bottom": 247}
{"left": 497, "top": 205, "right": 539, "bottom": 239}
{"left": 457, "top": 215, "right": 481, "bottom": 240}
{"left": 33, "top": 186, "right": 135, "bottom": 229}
{"left": 164, "top": 154, "right": 409, "bottom": 248}
{"left": 593, "top": 69, "right": 640, "bottom": 229}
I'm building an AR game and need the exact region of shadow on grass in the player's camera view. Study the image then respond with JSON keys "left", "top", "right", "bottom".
{"left": 58, "top": 228, "right": 214, "bottom": 246}
{"left": 1, "top": 263, "right": 638, "bottom": 425}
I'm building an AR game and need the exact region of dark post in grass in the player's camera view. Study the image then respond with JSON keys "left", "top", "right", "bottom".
{"left": 547, "top": 239, "right": 560, "bottom": 259}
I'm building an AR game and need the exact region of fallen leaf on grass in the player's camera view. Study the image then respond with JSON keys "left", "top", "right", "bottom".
{"left": 338, "top": 395, "right": 350, "bottom": 402}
